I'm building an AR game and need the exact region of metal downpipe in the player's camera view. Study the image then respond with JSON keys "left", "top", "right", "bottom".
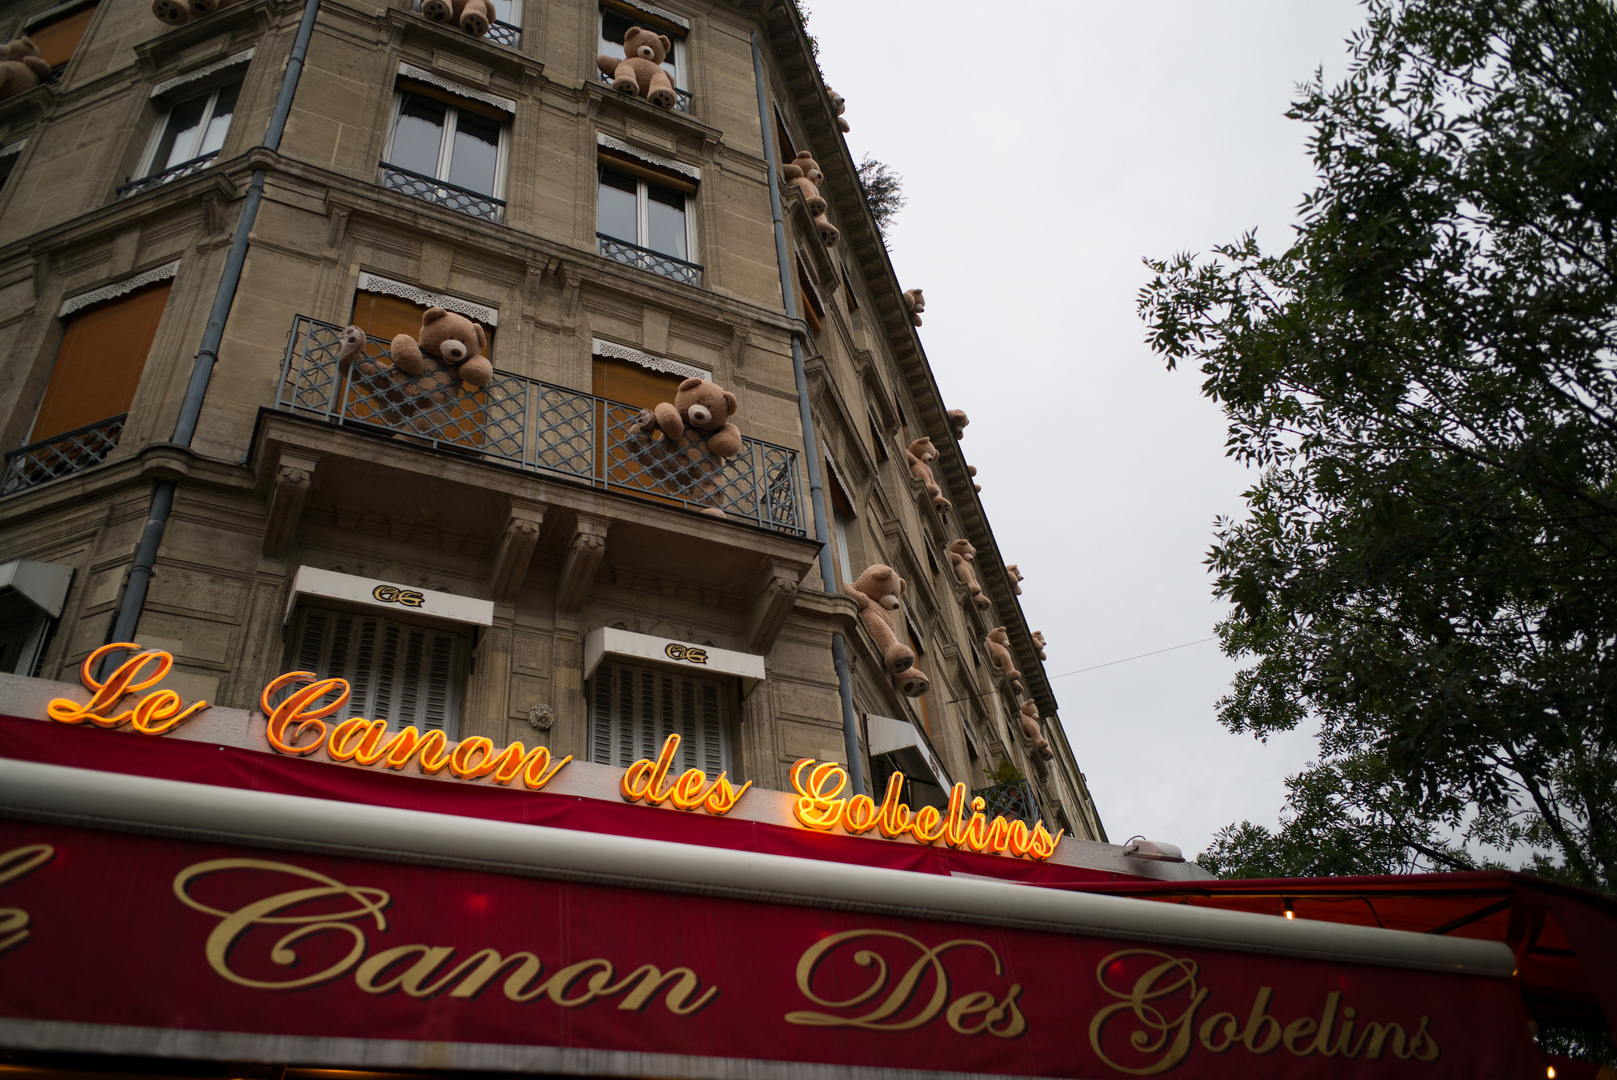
{"left": 750, "top": 29, "right": 865, "bottom": 796}
{"left": 106, "top": 0, "right": 322, "bottom": 660}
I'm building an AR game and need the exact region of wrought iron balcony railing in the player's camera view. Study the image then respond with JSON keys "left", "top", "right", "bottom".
{"left": 597, "top": 233, "right": 703, "bottom": 287}
{"left": 973, "top": 778, "right": 1042, "bottom": 824}
{"left": 595, "top": 71, "right": 692, "bottom": 114}
{"left": 378, "top": 162, "right": 504, "bottom": 222}
{"left": 1, "top": 415, "right": 126, "bottom": 496}
{"left": 116, "top": 152, "right": 220, "bottom": 200}
{"left": 485, "top": 20, "right": 520, "bottom": 47}
{"left": 276, "top": 317, "right": 805, "bottom": 535}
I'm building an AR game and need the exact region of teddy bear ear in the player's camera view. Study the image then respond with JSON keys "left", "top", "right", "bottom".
{"left": 658, "top": 34, "right": 671, "bottom": 52}
{"left": 722, "top": 390, "right": 738, "bottom": 416}
{"left": 677, "top": 377, "right": 704, "bottom": 392}
{"left": 422, "top": 307, "right": 449, "bottom": 323}
{"left": 475, "top": 324, "right": 487, "bottom": 351}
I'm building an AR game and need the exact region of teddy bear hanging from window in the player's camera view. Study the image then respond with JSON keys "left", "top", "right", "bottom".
{"left": 599, "top": 27, "right": 678, "bottom": 110}
{"left": 628, "top": 377, "right": 742, "bottom": 517}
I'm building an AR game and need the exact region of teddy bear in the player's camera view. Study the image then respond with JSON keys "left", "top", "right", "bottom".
{"left": 827, "top": 86, "right": 850, "bottom": 132}
{"left": 967, "top": 464, "right": 981, "bottom": 493}
{"left": 986, "top": 626, "right": 1023, "bottom": 694}
{"left": 628, "top": 377, "right": 742, "bottom": 517}
{"left": 902, "top": 289, "right": 924, "bottom": 327}
{"left": 946, "top": 539, "right": 993, "bottom": 611}
{"left": 1018, "top": 700, "right": 1052, "bottom": 759}
{"left": 1032, "top": 631, "right": 1048, "bottom": 662}
{"left": 597, "top": 26, "right": 678, "bottom": 110}
{"left": 0, "top": 38, "right": 50, "bottom": 101}
{"left": 782, "top": 151, "right": 839, "bottom": 247}
{"left": 904, "top": 437, "right": 950, "bottom": 516}
{"left": 150, "top": 0, "right": 234, "bottom": 26}
{"left": 421, "top": 0, "right": 495, "bottom": 36}
{"left": 947, "top": 409, "right": 968, "bottom": 441}
{"left": 338, "top": 308, "right": 493, "bottom": 434}
{"left": 844, "top": 564, "right": 928, "bottom": 697}
{"left": 1007, "top": 564, "right": 1024, "bottom": 595}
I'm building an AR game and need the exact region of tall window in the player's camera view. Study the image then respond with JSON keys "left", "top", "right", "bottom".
{"left": 598, "top": 7, "right": 686, "bottom": 110}
{"left": 288, "top": 606, "right": 467, "bottom": 735}
{"left": 381, "top": 89, "right": 507, "bottom": 222}
{"left": 597, "top": 164, "right": 698, "bottom": 284}
{"left": 130, "top": 81, "right": 239, "bottom": 192}
{"left": 0, "top": 143, "right": 21, "bottom": 194}
{"left": 590, "top": 658, "right": 733, "bottom": 775}
{"left": 28, "top": 0, "right": 98, "bottom": 74}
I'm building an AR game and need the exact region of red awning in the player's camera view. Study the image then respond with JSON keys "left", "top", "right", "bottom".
{"left": 1064, "top": 871, "right": 1617, "bottom": 1039}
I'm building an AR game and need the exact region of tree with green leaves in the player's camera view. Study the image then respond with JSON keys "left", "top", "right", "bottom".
{"left": 1139, "top": 0, "right": 1617, "bottom": 891}
{"left": 857, "top": 155, "right": 906, "bottom": 241}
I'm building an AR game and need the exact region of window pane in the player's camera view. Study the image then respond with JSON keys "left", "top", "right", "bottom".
{"left": 448, "top": 111, "right": 499, "bottom": 195}
{"left": 152, "top": 95, "right": 207, "bottom": 173}
{"left": 597, "top": 168, "right": 637, "bottom": 242}
{"left": 389, "top": 94, "right": 446, "bottom": 177}
{"left": 489, "top": 0, "right": 516, "bottom": 24}
{"left": 646, "top": 183, "right": 687, "bottom": 259}
{"left": 196, "top": 82, "right": 240, "bottom": 158}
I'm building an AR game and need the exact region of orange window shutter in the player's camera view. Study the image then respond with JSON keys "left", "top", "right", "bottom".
{"left": 29, "top": 3, "right": 98, "bottom": 70}
{"left": 590, "top": 357, "right": 683, "bottom": 410}
{"left": 31, "top": 280, "right": 170, "bottom": 443}
{"left": 348, "top": 293, "right": 496, "bottom": 359}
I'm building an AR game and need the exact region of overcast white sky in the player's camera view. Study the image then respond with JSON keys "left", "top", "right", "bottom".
{"left": 804, "top": 0, "right": 1367, "bottom": 856}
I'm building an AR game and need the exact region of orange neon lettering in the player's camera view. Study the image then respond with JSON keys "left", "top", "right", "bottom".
{"left": 875, "top": 772, "right": 913, "bottom": 838}
{"left": 643, "top": 734, "right": 680, "bottom": 804}
{"left": 449, "top": 736, "right": 497, "bottom": 779}
{"left": 521, "top": 748, "right": 571, "bottom": 790}
{"left": 261, "top": 673, "right": 346, "bottom": 756}
{"left": 327, "top": 718, "right": 383, "bottom": 762}
{"left": 1027, "top": 824, "right": 1063, "bottom": 861}
{"left": 669, "top": 768, "right": 713, "bottom": 810}
{"left": 963, "top": 798, "right": 991, "bottom": 852}
{"left": 47, "top": 644, "right": 207, "bottom": 733}
{"left": 841, "top": 793, "right": 879, "bottom": 834}
{"left": 1005, "top": 820, "right": 1033, "bottom": 858}
{"left": 942, "top": 783, "right": 971, "bottom": 848}
{"left": 789, "top": 758, "right": 849, "bottom": 831}
{"left": 985, "top": 816, "right": 1014, "bottom": 854}
{"left": 910, "top": 804, "right": 946, "bottom": 844}
{"left": 701, "top": 774, "right": 751, "bottom": 815}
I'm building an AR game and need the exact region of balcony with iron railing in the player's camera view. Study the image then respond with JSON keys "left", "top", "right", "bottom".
{"left": 275, "top": 317, "right": 804, "bottom": 535}
{"left": 1, "top": 415, "right": 125, "bottom": 496}
{"left": 596, "top": 234, "right": 703, "bottom": 287}
{"left": 595, "top": 71, "right": 692, "bottom": 114}
{"left": 116, "top": 152, "right": 219, "bottom": 200}
{"left": 973, "top": 777, "right": 1043, "bottom": 824}
{"left": 378, "top": 162, "right": 505, "bottom": 222}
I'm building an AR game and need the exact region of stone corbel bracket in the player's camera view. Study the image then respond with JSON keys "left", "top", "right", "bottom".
{"left": 262, "top": 448, "right": 320, "bottom": 558}
{"left": 557, "top": 513, "right": 610, "bottom": 615}
{"left": 490, "top": 498, "right": 545, "bottom": 604}
{"left": 745, "top": 558, "right": 803, "bottom": 654}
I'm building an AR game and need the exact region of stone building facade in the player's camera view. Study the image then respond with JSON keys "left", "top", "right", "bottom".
{"left": 0, "top": 0, "right": 1102, "bottom": 841}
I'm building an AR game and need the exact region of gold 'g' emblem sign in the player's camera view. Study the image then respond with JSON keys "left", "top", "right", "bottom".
{"left": 665, "top": 643, "right": 709, "bottom": 665}
{"left": 372, "top": 584, "right": 425, "bottom": 608}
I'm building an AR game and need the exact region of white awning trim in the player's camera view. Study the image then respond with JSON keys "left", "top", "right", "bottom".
{"left": 59, "top": 261, "right": 180, "bottom": 318}
{"left": 285, "top": 566, "right": 493, "bottom": 627}
{"left": 356, "top": 272, "right": 498, "bottom": 327}
{"left": 397, "top": 63, "right": 516, "bottom": 114}
{"left": 150, "top": 49, "right": 254, "bottom": 99}
{"left": 591, "top": 338, "right": 709, "bottom": 381}
{"left": 0, "top": 560, "right": 73, "bottom": 619}
{"left": 0, "top": 139, "right": 26, "bottom": 160}
{"left": 822, "top": 450, "right": 856, "bottom": 511}
{"left": 0, "top": 757, "right": 1517, "bottom": 977}
{"left": 607, "top": 0, "right": 689, "bottom": 31}
{"left": 597, "top": 133, "right": 700, "bottom": 181}
{"left": 584, "top": 626, "right": 764, "bottom": 687}
{"left": 866, "top": 712, "right": 951, "bottom": 791}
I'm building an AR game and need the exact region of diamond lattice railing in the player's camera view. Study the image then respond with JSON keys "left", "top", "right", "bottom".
{"left": 1, "top": 415, "right": 126, "bottom": 496}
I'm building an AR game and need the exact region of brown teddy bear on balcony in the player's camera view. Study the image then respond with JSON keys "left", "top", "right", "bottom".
{"left": 844, "top": 564, "right": 928, "bottom": 697}
{"left": 782, "top": 151, "right": 840, "bottom": 248}
{"left": 598, "top": 27, "right": 678, "bottom": 110}
{"left": 338, "top": 308, "right": 493, "bottom": 434}
{"left": 827, "top": 86, "right": 849, "bottom": 132}
{"left": 986, "top": 626, "right": 1023, "bottom": 694}
{"left": 420, "top": 0, "right": 494, "bottom": 36}
{"left": 1007, "top": 564, "right": 1024, "bottom": 595}
{"left": 628, "top": 376, "right": 741, "bottom": 517}
{"left": 1032, "top": 630, "right": 1048, "bottom": 661}
{"left": 947, "top": 409, "right": 968, "bottom": 441}
{"left": 947, "top": 539, "right": 993, "bottom": 611}
{"left": 150, "top": 0, "right": 234, "bottom": 26}
{"left": 905, "top": 437, "right": 950, "bottom": 516}
{"left": 903, "top": 289, "right": 924, "bottom": 327}
{"left": 0, "top": 38, "right": 50, "bottom": 99}
{"left": 1018, "top": 700, "right": 1052, "bottom": 759}
{"left": 967, "top": 464, "right": 981, "bottom": 493}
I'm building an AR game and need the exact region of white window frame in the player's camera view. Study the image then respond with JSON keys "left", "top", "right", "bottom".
{"left": 588, "top": 657, "right": 736, "bottom": 775}
{"left": 135, "top": 79, "right": 241, "bottom": 180}
{"left": 597, "top": 164, "right": 698, "bottom": 262}
{"left": 597, "top": 7, "right": 685, "bottom": 93}
{"left": 382, "top": 88, "right": 511, "bottom": 205}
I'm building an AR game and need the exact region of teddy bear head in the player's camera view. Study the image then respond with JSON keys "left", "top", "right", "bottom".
{"left": 5, "top": 37, "right": 44, "bottom": 62}
{"left": 987, "top": 626, "right": 1010, "bottom": 647}
{"left": 947, "top": 538, "right": 976, "bottom": 562}
{"left": 622, "top": 26, "right": 672, "bottom": 65}
{"left": 416, "top": 307, "right": 487, "bottom": 367}
{"left": 947, "top": 409, "right": 968, "bottom": 438}
{"left": 788, "top": 150, "right": 824, "bottom": 185}
{"left": 673, "top": 377, "right": 738, "bottom": 434}
{"left": 851, "top": 563, "right": 905, "bottom": 612}
{"left": 908, "top": 437, "right": 939, "bottom": 464}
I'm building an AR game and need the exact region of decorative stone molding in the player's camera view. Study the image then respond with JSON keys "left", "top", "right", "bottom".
{"left": 596, "top": 133, "right": 700, "bottom": 181}
{"left": 355, "top": 272, "right": 498, "bottom": 327}
{"left": 490, "top": 498, "right": 545, "bottom": 604}
{"left": 557, "top": 514, "right": 610, "bottom": 615}
{"left": 525, "top": 702, "right": 553, "bottom": 732}
{"left": 398, "top": 63, "right": 516, "bottom": 114}
{"left": 590, "top": 338, "right": 709, "bottom": 381}
{"left": 59, "top": 261, "right": 181, "bottom": 318}
{"left": 611, "top": 0, "right": 689, "bottom": 31}
{"left": 262, "top": 449, "right": 320, "bottom": 559}
{"left": 745, "top": 560, "right": 802, "bottom": 654}
{"left": 150, "top": 49, "right": 254, "bottom": 99}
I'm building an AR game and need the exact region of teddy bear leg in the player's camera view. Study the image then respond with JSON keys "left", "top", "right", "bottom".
{"left": 894, "top": 667, "right": 930, "bottom": 698}
{"left": 460, "top": 0, "right": 491, "bottom": 37}
{"left": 389, "top": 334, "right": 426, "bottom": 378}
{"left": 191, "top": 0, "right": 220, "bottom": 16}
{"left": 610, "top": 62, "right": 640, "bottom": 97}
{"left": 646, "top": 70, "right": 678, "bottom": 110}
{"left": 421, "top": 0, "right": 453, "bottom": 21}
{"left": 814, "top": 215, "right": 840, "bottom": 247}
{"left": 151, "top": 0, "right": 192, "bottom": 24}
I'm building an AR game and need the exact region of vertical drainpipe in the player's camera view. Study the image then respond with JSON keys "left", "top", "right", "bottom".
{"left": 105, "top": 0, "right": 323, "bottom": 665}
{"left": 751, "top": 29, "right": 865, "bottom": 796}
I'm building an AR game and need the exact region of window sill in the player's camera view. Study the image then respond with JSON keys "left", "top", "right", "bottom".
{"left": 378, "top": 162, "right": 505, "bottom": 223}
{"left": 385, "top": 7, "right": 545, "bottom": 81}
{"left": 585, "top": 81, "right": 721, "bottom": 151}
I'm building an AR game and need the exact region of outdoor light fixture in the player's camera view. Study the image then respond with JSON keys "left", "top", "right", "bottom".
{"left": 1121, "top": 837, "right": 1185, "bottom": 862}
{"left": 1284, "top": 898, "right": 1295, "bottom": 920}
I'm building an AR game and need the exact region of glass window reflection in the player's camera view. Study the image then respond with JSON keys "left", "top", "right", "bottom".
{"left": 448, "top": 111, "right": 499, "bottom": 195}
{"left": 391, "top": 95, "right": 446, "bottom": 177}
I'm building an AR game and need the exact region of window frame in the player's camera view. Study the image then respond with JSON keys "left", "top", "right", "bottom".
{"left": 382, "top": 88, "right": 511, "bottom": 206}
{"left": 597, "top": 6, "right": 686, "bottom": 96}
{"left": 596, "top": 162, "right": 699, "bottom": 264}
{"left": 135, "top": 79, "right": 242, "bottom": 181}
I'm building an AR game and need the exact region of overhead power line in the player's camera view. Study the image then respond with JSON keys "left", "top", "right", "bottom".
{"left": 945, "top": 637, "right": 1218, "bottom": 705}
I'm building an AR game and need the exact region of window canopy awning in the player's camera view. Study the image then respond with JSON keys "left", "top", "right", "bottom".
{"left": 583, "top": 626, "right": 764, "bottom": 689}
{"left": 0, "top": 559, "right": 73, "bottom": 619}
{"left": 285, "top": 566, "right": 493, "bottom": 627}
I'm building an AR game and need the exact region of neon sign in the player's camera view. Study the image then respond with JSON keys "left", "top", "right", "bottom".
{"left": 619, "top": 733, "right": 751, "bottom": 814}
{"left": 790, "top": 759, "right": 1062, "bottom": 861}
{"left": 47, "top": 643, "right": 210, "bottom": 734}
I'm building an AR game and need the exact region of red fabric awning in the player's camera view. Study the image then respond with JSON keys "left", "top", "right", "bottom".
{"left": 1065, "top": 871, "right": 1617, "bottom": 1038}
